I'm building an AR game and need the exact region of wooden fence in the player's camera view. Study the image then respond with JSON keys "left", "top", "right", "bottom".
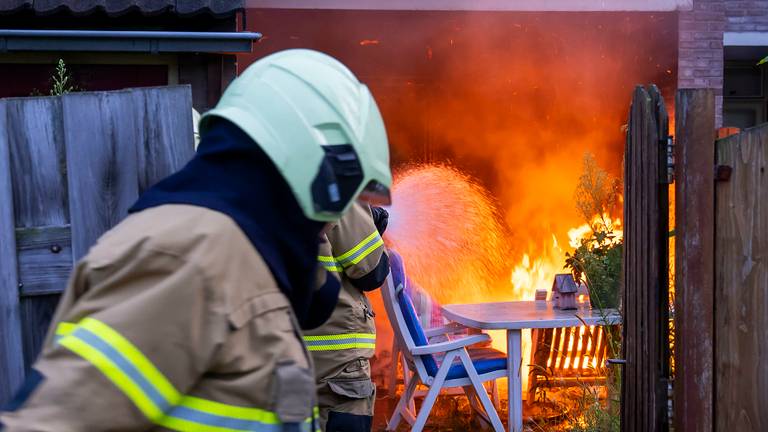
{"left": 674, "top": 89, "right": 767, "bottom": 431}
{"left": 0, "top": 86, "right": 195, "bottom": 405}
{"left": 714, "top": 124, "right": 768, "bottom": 431}
{"left": 621, "top": 84, "right": 671, "bottom": 432}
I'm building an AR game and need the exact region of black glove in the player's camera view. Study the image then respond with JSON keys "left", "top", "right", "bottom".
{"left": 371, "top": 206, "right": 389, "bottom": 235}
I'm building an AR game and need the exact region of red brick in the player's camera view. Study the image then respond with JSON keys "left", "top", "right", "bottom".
{"left": 708, "top": 21, "right": 727, "bottom": 30}
{"left": 679, "top": 19, "right": 704, "bottom": 31}
{"left": 729, "top": 23, "right": 758, "bottom": 30}
{"left": 680, "top": 40, "right": 717, "bottom": 49}
{"left": 680, "top": 30, "right": 696, "bottom": 41}
{"left": 694, "top": 11, "right": 727, "bottom": 21}
{"left": 693, "top": 30, "right": 723, "bottom": 40}
{"left": 694, "top": 69, "right": 721, "bottom": 77}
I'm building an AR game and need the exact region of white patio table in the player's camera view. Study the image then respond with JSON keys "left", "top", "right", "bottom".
{"left": 441, "top": 300, "right": 621, "bottom": 432}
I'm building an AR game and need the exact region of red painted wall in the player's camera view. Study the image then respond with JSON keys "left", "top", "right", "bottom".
{"left": 0, "top": 64, "right": 168, "bottom": 98}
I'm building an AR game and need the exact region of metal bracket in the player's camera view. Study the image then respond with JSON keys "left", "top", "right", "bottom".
{"left": 715, "top": 165, "right": 732, "bottom": 182}
{"left": 665, "top": 135, "right": 675, "bottom": 184}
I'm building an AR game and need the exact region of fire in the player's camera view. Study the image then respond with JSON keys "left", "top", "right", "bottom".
{"left": 510, "top": 214, "right": 622, "bottom": 302}
{"left": 386, "top": 164, "right": 622, "bottom": 395}
{"left": 498, "top": 213, "right": 622, "bottom": 391}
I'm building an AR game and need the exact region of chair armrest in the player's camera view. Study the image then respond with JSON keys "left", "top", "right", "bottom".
{"left": 423, "top": 323, "right": 468, "bottom": 338}
{"left": 411, "top": 334, "right": 490, "bottom": 355}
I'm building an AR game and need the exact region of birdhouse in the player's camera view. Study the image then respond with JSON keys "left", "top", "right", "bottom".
{"left": 551, "top": 274, "right": 579, "bottom": 310}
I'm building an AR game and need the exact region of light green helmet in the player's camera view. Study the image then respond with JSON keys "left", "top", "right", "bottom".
{"left": 192, "top": 108, "right": 201, "bottom": 150}
{"left": 200, "top": 49, "right": 392, "bottom": 222}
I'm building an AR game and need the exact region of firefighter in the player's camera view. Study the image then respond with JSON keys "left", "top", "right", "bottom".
{"left": 306, "top": 204, "right": 390, "bottom": 431}
{"left": 0, "top": 49, "right": 392, "bottom": 431}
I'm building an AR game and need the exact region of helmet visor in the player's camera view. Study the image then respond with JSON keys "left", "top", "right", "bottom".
{"left": 357, "top": 180, "right": 391, "bottom": 206}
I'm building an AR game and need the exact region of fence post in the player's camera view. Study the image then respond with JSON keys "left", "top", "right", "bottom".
{"left": 674, "top": 88, "right": 715, "bottom": 432}
{"left": 0, "top": 101, "right": 25, "bottom": 404}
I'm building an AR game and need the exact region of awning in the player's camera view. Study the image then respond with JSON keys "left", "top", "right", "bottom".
{"left": 0, "top": 29, "right": 261, "bottom": 53}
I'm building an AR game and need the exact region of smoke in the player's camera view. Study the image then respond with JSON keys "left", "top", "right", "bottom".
{"left": 364, "top": 12, "right": 677, "bottom": 261}
{"left": 245, "top": 10, "right": 676, "bottom": 262}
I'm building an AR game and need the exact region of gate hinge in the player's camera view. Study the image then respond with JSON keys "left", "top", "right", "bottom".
{"left": 664, "top": 135, "right": 674, "bottom": 184}
{"left": 715, "top": 165, "right": 732, "bottom": 182}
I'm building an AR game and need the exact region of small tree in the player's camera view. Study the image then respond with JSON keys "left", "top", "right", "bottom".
{"left": 564, "top": 152, "right": 624, "bottom": 432}
{"left": 565, "top": 152, "right": 623, "bottom": 311}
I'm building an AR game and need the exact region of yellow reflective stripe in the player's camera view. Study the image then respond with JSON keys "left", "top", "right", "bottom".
{"left": 334, "top": 231, "right": 379, "bottom": 262}
{"left": 58, "top": 334, "right": 165, "bottom": 421}
{"left": 55, "top": 322, "right": 77, "bottom": 337}
{"left": 158, "top": 416, "right": 244, "bottom": 432}
{"left": 302, "top": 333, "right": 376, "bottom": 341}
{"left": 318, "top": 256, "right": 343, "bottom": 272}
{"left": 303, "top": 333, "right": 376, "bottom": 351}
{"left": 60, "top": 318, "right": 292, "bottom": 431}
{"left": 341, "top": 237, "right": 383, "bottom": 268}
{"left": 306, "top": 343, "right": 376, "bottom": 351}
{"left": 178, "top": 396, "right": 280, "bottom": 424}
{"left": 79, "top": 318, "right": 180, "bottom": 404}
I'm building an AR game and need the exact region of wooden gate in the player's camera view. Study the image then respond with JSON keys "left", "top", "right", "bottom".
{"left": 621, "top": 85, "right": 670, "bottom": 431}
{"left": 714, "top": 124, "right": 768, "bottom": 431}
{"left": 0, "top": 86, "right": 194, "bottom": 405}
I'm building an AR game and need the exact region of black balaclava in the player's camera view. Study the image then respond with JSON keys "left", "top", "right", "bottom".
{"left": 129, "top": 118, "right": 340, "bottom": 329}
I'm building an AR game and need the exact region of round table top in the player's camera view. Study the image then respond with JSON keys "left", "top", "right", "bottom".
{"left": 441, "top": 300, "right": 621, "bottom": 330}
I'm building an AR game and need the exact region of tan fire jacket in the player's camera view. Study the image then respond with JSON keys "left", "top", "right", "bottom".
{"left": 303, "top": 203, "right": 384, "bottom": 387}
{"left": 0, "top": 205, "right": 317, "bottom": 432}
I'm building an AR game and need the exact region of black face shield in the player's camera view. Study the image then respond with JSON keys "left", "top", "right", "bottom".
{"left": 311, "top": 145, "right": 391, "bottom": 216}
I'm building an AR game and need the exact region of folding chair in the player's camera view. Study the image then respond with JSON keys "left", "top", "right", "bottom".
{"left": 387, "top": 286, "right": 502, "bottom": 410}
{"left": 382, "top": 250, "right": 506, "bottom": 432}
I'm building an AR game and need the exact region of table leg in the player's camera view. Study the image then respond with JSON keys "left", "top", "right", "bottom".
{"left": 507, "top": 329, "right": 523, "bottom": 432}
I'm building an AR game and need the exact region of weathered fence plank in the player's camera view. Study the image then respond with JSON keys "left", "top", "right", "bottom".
{"left": 16, "top": 225, "right": 72, "bottom": 296}
{"left": 674, "top": 88, "right": 716, "bottom": 432}
{"left": 0, "top": 86, "right": 194, "bottom": 404}
{"left": 5, "top": 96, "right": 70, "bottom": 379}
{"left": 622, "top": 85, "right": 669, "bottom": 432}
{"left": 63, "top": 91, "right": 140, "bottom": 261}
{"left": 6, "top": 98, "right": 69, "bottom": 229}
{"left": 0, "top": 101, "right": 25, "bottom": 405}
{"left": 715, "top": 124, "right": 768, "bottom": 432}
{"left": 132, "top": 86, "right": 195, "bottom": 192}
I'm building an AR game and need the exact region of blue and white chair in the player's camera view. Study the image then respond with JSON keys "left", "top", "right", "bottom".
{"left": 382, "top": 250, "right": 507, "bottom": 432}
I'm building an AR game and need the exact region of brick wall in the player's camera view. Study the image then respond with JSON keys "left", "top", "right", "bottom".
{"left": 678, "top": 0, "right": 726, "bottom": 126}
{"left": 725, "top": 0, "right": 768, "bottom": 32}
{"left": 679, "top": 1, "right": 768, "bottom": 127}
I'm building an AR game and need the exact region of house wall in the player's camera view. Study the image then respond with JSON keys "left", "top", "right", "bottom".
{"left": 679, "top": 0, "right": 768, "bottom": 127}
{"left": 246, "top": 0, "right": 692, "bottom": 11}
{"left": 725, "top": 0, "right": 768, "bottom": 32}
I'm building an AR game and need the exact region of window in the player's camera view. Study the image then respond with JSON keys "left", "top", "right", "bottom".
{"left": 723, "top": 60, "right": 768, "bottom": 129}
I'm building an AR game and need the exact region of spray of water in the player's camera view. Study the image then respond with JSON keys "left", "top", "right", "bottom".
{"left": 384, "top": 163, "right": 509, "bottom": 305}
